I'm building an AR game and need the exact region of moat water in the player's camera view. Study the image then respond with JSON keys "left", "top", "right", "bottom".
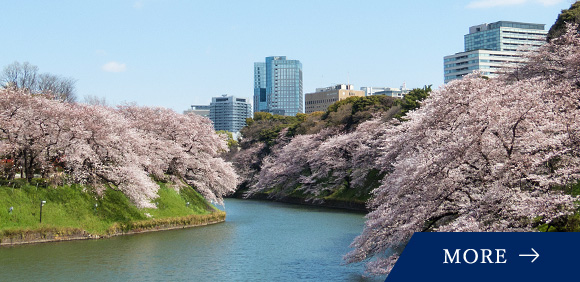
{"left": 0, "top": 199, "right": 384, "bottom": 281}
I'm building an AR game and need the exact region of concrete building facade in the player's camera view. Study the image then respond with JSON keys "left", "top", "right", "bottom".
{"left": 360, "top": 84, "right": 410, "bottom": 98}
{"left": 305, "top": 84, "right": 364, "bottom": 114}
{"left": 444, "top": 21, "right": 547, "bottom": 83}
{"left": 209, "top": 95, "right": 252, "bottom": 133}
{"left": 444, "top": 50, "right": 523, "bottom": 83}
{"left": 184, "top": 105, "right": 210, "bottom": 117}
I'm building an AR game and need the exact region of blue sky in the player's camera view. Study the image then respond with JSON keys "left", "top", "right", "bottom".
{"left": 1, "top": 0, "right": 574, "bottom": 112}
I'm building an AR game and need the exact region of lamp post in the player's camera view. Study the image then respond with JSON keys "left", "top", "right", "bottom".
{"left": 186, "top": 202, "right": 190, "bottom": 208}
{"left": 40, "top": 200, "right": 46, "bottom": 223}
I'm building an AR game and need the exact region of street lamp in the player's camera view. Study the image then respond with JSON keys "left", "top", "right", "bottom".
{"left": 186, "top": 202, "right": 190, "bottom": 207}
{"left": 40, "top": 200, "right": 46, "bottom": 223}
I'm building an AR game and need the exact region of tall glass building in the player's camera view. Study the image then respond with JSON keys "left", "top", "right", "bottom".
{"left": 464, "top": 21, "right": 546, "bottom": 52}
{"left": 253, "top": 56, "right": 303, "bottom": 116}
{"left": 209, "top": 95, "right": 252, "bottom": 133}
{"left": 253, "top": 62, "right": 267, "bottom": 113}
{"left": 444, "top": 21, "right": 547, "bottom": 83}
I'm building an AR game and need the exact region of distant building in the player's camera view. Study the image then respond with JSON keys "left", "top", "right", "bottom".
{"left": 444, "top": 50, "right": 524, "bottom": 83}
{"left": 360, "top": 84, "right": 410, "bottom": 98}
{"left": 464, "top": 21, "right": 546, "bottom": 52}
{"left": 305, "top": 84, "right": 365, "bottom": 114}
{"left": 253, "top": 56, "right": 303, "bottom": 116}
{"left": 253, "top": 62, "right": 267, "bottom": 113}
{"left": 209, "top": 95, "right": 252, "bottom": 133}
{"left": 184, "top": 105, "right": 210, "bottom": 117}
{"left": 444, "top": 21, "right": 547, "bottom": 83}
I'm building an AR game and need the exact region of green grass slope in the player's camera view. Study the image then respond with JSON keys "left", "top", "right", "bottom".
{"left": 0, "top": 180, "right": 220, "bottom": 237}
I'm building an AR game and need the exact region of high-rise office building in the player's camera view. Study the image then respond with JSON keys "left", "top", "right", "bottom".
{"left": 253, "top": 62, "right": 267, "bottom": 113}
{"left": 444, "top": 21, "right": 547, "bottom": 83}
{"left": 209, "top": 95, "right": 252, "bottom": 133}
{"left": 253, "top": 56, "right": 303, "bottom": 116}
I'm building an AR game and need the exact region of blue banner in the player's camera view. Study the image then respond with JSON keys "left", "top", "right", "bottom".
{"left": 386, "top": 232, "right": 580, "bottom": 281}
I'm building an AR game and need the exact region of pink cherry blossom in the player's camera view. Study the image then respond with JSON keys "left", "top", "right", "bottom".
{"left": 0, "top": 90, "right": 237, "bottom": 208}
{"left": 346, "top": 24, "right": 580, "bottom": 275}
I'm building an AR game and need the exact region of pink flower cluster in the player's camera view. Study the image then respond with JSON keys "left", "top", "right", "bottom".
{"left": 346, "top": 24, "right": 580, "bottom": 275}
{"left": 0, "top": 92, "right": 237, "bottom": 207}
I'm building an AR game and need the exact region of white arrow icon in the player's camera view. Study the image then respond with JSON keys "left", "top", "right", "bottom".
{"left": 519, "top": 248, "right": 539, "bottom": 263}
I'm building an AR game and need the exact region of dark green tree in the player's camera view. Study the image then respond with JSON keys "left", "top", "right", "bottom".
{"left": 547, "top": 1, "right": 580, "bottom": 41}
{"left": 394, "top": 85, "right": 432, "bottom": 119}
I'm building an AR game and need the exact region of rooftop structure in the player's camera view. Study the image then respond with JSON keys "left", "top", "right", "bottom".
{"left": 184, "top": 105, "right": 210, "bottom": 117}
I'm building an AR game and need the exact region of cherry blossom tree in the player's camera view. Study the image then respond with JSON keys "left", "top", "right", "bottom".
{"left": 231, "top": 142, "right": 266, "bottom": 189}
{"left": 59, "top": 103, "right": 160, "bottom": 207}
{"left": 247, "top": 116, "right": 396, "bottom": 202}
{"left": 0, "top": 94, "right": 159, "bottom": 207}
{"left": 346, "top": 25, "right": 580, "bottom": 275}
{"left": 301, "top": 116, "right": 395, "bottom": 197}
{"left": 0, "top": 89, "right": 237, "bottom": 208}
{"left": 0, "top": 89, "right": 72, "bottom": 181}
{"left": 118, "top": 105, "right": 238, "bottom": 205}
{"left": 247, "top": 129, "right": 332, "bottom": 198}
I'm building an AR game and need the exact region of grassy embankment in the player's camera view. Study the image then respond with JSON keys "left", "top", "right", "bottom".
{"left": 0, "top": 179, "right": 224, "bottom": 243}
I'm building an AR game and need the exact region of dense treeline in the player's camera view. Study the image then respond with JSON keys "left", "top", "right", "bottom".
{"left": 231, "top": 87, "right": 431, "bottom": 203}
{"left": 0, "top": 90, "right": 237, "bottom": 208}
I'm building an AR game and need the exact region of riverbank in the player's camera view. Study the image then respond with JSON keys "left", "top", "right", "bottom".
{"left": 0, "top": 212, "right": 225, "bottom": 246}
{"left": 231, "top": 188, "right": 368, "bottom": 212}
{"left": 0, "top": 180, "right": 224, "bottom": 246}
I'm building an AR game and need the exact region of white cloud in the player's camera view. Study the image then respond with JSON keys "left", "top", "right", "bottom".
{"left": 466, "top": 0, "right": 562, "bottom": 8}
{"left": 133, "top": 1, "right": 143, "bottom": 9}
{"left": 102, "top": 61, "right": 127, "bottom": 73}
